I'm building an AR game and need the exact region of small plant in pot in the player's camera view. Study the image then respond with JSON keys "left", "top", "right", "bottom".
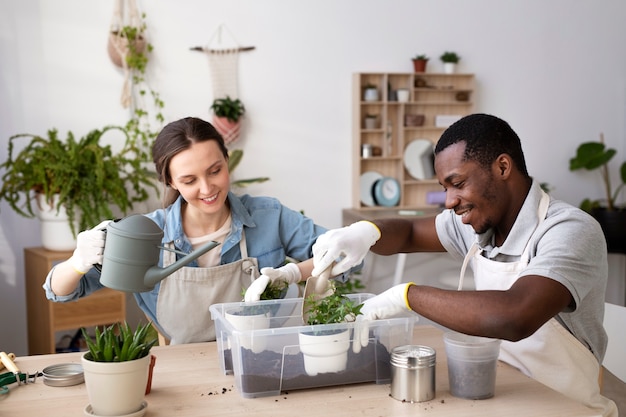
{"left": 210, "top": 95, "right": 246, "bottom": 144}
{"left": 569, "top": 133, "right": 626, "bottom": 252}
{"left": 299, "top": 282, "right": 363, "bottom": 376}
{"left": 440, "top": 51, "right": 460, "bottom": 73}
{"left": 412, "top": 54, "right": 429, "bottom": 73}
{"left": 81, "top": 322, "right": 158, "bottom": 416}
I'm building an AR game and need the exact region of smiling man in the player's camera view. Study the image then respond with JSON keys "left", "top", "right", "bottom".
{"left": 312, "top": 113, "right": 617, "bottom": 416}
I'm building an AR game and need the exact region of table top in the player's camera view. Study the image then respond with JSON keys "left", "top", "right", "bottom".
{"left": 1, "top": 325, "right": 597, "bottom": 417}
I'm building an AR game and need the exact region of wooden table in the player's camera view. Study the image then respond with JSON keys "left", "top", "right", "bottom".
{"left": 1, "top": 326, "right": 598, "bottom": 416}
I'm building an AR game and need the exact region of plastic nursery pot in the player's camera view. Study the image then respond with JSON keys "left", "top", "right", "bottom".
{"left": 443, "top": 331, "right": 501, "bottom": 400}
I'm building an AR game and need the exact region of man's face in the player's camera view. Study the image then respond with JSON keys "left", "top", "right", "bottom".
{"left": 434, "top": 142, "right": 504, "bottom": 235}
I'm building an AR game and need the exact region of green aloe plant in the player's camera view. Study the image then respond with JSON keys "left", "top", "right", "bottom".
{"left": 82, "top": 322, "right": 157, "bottom": 362}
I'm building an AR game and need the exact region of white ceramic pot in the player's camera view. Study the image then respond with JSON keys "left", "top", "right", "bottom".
{"left": 36, "top": 193, "right": 77, "bottom": 251}
{"left": 225, "top": 310, "right": 270, "bottom": 353}
{"left": 363, "top": 88, "right": 379, "bottom": 102}
{"left": 299, "top": 329, "right": 351, "bottom": 376}
{"left": 443, "top": 62, "right": 457, "bottom": 74}
{"left": 397, "top": 89, "right": 410, "bottom": 102}
{"left": 81, "top": 353, "right": 150, "bottom": 416}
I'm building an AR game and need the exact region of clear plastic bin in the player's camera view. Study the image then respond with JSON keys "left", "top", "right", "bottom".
{"left": 209, "top": 294, "right": 418, "bottom": 398}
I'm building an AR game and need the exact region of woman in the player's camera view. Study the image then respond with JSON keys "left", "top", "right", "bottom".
{"left": 44, "top": 117, "right": 327, "bottom": 344}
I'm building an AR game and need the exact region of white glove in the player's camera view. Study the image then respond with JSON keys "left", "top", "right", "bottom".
{"left": 312, "top": 221, "right": 381, "bottom": 277}
{"left": 244, "top": 263, "right": 301, "bottom": 302}
{"left": 353, "top": 283, "right": 416, "bottom": 352}
{"left": 69, "top": 220, "right": 112, "bottom": 274}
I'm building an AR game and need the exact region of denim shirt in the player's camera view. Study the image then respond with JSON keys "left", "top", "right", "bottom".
{"left": 44, "top": 192, "right": 327, "bottom": 326}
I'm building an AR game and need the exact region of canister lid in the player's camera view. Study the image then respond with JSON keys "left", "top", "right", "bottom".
{"left": 390, "top": 345, "right": 436, "bottom": 368}
{"left": 42, "top": 363, "right": 84, "bottom": 387}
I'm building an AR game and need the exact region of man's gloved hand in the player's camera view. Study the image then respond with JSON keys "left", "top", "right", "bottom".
{"left": 353, "top": 282, "right": 416, "bottom": 352}
{"left": 312, "top": 221, "right": 381, "bottom": 277}
{"left": 244, "top": 263, "right": 301, "bottom": 302}
{"left": 69, "top": 220, "right": 112, "bottom": 274}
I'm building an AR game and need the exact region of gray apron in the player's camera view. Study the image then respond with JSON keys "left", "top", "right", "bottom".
{"left": 458, "top": 191, "right": 617, "bottom": 416}
{"left": 156, "top": 234, "right": 258, "bottom": 344}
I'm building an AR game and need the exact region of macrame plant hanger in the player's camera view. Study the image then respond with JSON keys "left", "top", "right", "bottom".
{"left": 107, "top": 0, "right": 143, "bottom": 109}
{"left": 191, "top": 24, "right": 255, "bottom": 145}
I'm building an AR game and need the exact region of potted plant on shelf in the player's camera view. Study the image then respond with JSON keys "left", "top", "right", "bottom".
{"left": 81, "top": 321, "right": 158, "bottom": 416}
{"left": 0, "top": 126, "right": 158, "bottom": 250}
{"left": 211, "top": 96, "right": 246, "bottom": 145}
{"left": 362, "top": 83, "right": 379, "bottom": 102}
{"left": 569, "top": 133, "right": 626, "bottom": 252}
{"left": 412, "top": 54, "right": 429, "bottom": 73}
{"left": 299, "top": 282, "right": 364, "bottom": 376}
{"left": 440, "top": 51, "right": 461, "bottom": 74}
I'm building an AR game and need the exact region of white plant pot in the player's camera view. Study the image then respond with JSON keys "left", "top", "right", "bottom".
{"left": 363, "top": 88, "right": 379, "bottom": 102}
{"left": 396, "top": 89, "right": 410, "bottom": 102}
{"left": 299, "top": 329, "right": 351, "bottom": 376}
{"left": 443, "top": 62, "right": 457, "bottom": 74}
{"left": 36, "top": 193, "right": 77, "bottom": 251}
{"left": 225, "top": 310, "right": 270, "bottom": 353}
{"left": 81, "top": 353, "right": 150, "bottom": 416}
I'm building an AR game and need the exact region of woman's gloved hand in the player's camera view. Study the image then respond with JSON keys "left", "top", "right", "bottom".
{"left": 244, "top": 263, "right": 301, "bottom": 302}
{"left": 353, "top": 282, "right": 416, "bottom": 352}
{"left": 312, "top": 221, "right": 380, "bottom": 277}
{"left": 69, "top": 220, "right": 112, "bottom": 274}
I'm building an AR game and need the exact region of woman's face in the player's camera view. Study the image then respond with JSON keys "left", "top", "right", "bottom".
{"left": 168, "top": 140, "right": 230, "bottom": 217}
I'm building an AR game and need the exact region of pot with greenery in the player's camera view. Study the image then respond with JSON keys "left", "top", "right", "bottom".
{"left": 0, "top": 126, "right": 158, "bottom": 250}
{"left": 569, "top": 133, "right": 626, "bottom": 253}
{"left": 412, "top": 54, "right": 429, "bottom": 73}
{"left": 210, "top": 96, "right": 246, "bottom": 145}
{"left": 81, "top": 321, "right": 158, "bottom": 416}
{"left": 440, "top": 51, "right": 460, "bottom": 74}
{"left": 362, "top": 83, "right": 379, "bottom": 102}
{"left": 299, "top": 282, "right": 363, "bottom": 376}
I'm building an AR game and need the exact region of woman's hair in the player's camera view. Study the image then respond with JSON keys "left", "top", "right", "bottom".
{"left": 434, "top": 113, "right": 529, "bottom": 178}
{"left": 152, "top": 117, "right": 229, "bottom": 205}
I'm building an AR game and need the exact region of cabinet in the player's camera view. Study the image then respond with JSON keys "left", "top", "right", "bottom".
{"left": 352, "top": 72, "right": 475, "bottom": 210}
{"left": 24, "top": 247, "right": 126, "bottom": 355}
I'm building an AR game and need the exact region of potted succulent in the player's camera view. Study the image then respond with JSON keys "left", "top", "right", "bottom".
{"left": 0, "top": 126, "right": 158, "bottom": 250}
{"left": 299, "top": 282, "right": 363, "bottom": 376}
{"left": 412, "top": 54, "right": 429, "bottom": 73}
{"left": 81, "top": 322, "right": 158, "bottom": 416}
{"left": 569, "top": 133, "right": 626, "bottom": 252}
{"left": 440, "top": 51, "right": 461, "bottom": 73}
{"left": 210, "top": 96, "right": 246, "bottom": 144}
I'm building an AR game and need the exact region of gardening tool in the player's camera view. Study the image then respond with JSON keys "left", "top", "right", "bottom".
{"left": 301, "top": 264, "right": 334, "bottom": 325}
{"left": 0, "top": 352, "right": 41, "bottom": 394}
{"left": 97, "top": 215, "right": 220, "bottom": 292}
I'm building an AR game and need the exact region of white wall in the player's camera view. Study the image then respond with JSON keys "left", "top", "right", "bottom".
{"left": 1, "top": 0, "right": 625, "bottom": 355}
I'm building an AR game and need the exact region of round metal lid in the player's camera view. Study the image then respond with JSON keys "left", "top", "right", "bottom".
{"left": 42, "top": 363, "right": 84, "bottom": 387}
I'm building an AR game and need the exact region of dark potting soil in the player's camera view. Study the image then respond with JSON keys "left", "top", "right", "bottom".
{"left": 222, "top": 341, "right": 391, "bottom": 396}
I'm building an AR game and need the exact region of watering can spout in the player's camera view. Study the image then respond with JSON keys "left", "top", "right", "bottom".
{"left": 143, "top": 240, "right": 220, "bottom": 288}
{"left": 99, "top": 214, "right": 220, "bottom": 292}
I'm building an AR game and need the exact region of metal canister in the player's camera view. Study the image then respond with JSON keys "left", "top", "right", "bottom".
{"left": 361, "top": 144, "right": 373, "bottom": 158}
{"left": 390, "top": 345, "right": 436, "bottom": 403}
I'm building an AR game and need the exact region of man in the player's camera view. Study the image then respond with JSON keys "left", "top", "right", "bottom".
{"left": 313, "top": 114, "right": 616, "bottom": 416}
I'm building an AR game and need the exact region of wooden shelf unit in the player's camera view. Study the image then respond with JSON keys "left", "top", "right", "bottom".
{"left": 24, "top": 247, "right": 126, "bottom": 355}
{"left": 352, "top": 72, "right": 475, "bottom": 210}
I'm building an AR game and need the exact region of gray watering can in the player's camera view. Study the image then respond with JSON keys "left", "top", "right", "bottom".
{"left": 99, "top": 214, "right": 220, "bottom": 292}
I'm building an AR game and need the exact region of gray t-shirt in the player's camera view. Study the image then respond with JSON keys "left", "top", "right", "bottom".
{"left": 435, "top": 180, "right": 608, "bottom": 362}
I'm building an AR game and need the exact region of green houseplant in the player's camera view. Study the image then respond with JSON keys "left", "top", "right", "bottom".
{"left": 440, "top": 51, "right": 460, "bottom": 74}
{"left": 228, "top": 149, "right": 270, "bottom": 189}
{"left": 211, "top": 96, "right": 246, "bottom": 144}
{"left": 0, "top": 126, "right": 158, "bottom": 241}
{"left": 81, "top": 322, "right": 158, "bottom": 416}
{"left": 569, "top": 133, "right": 626, "bottom": 252}
{"left": 299, "top": 281, "right": 364, "bottom": 376}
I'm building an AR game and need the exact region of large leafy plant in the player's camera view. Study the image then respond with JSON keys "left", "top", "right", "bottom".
{"left": 228, "top": 149, "right": 269, "bottom": 188}
{"left": 0, "top": 126, "right": 158, "bottom": 236}
{"left": 569, "top": 133, "right": 626, "bottom": 212}
{"left": 82, "top": 322, "right": 157, "bottom": 362}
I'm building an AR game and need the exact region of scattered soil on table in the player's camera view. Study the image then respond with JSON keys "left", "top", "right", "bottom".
{"left": 223, "top": 341, "right": 391, "bottom": 395}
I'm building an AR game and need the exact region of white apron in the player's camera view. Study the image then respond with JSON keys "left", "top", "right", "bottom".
{"left": 458, "top": 191, "right": 617, "bottom": 417}
{"left": 156, "top": 235, "right": 258, "bottom": 344}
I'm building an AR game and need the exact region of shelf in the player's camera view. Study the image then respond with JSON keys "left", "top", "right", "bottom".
{"left": 353, "top": 72, "right": 475, "bottom": 210}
